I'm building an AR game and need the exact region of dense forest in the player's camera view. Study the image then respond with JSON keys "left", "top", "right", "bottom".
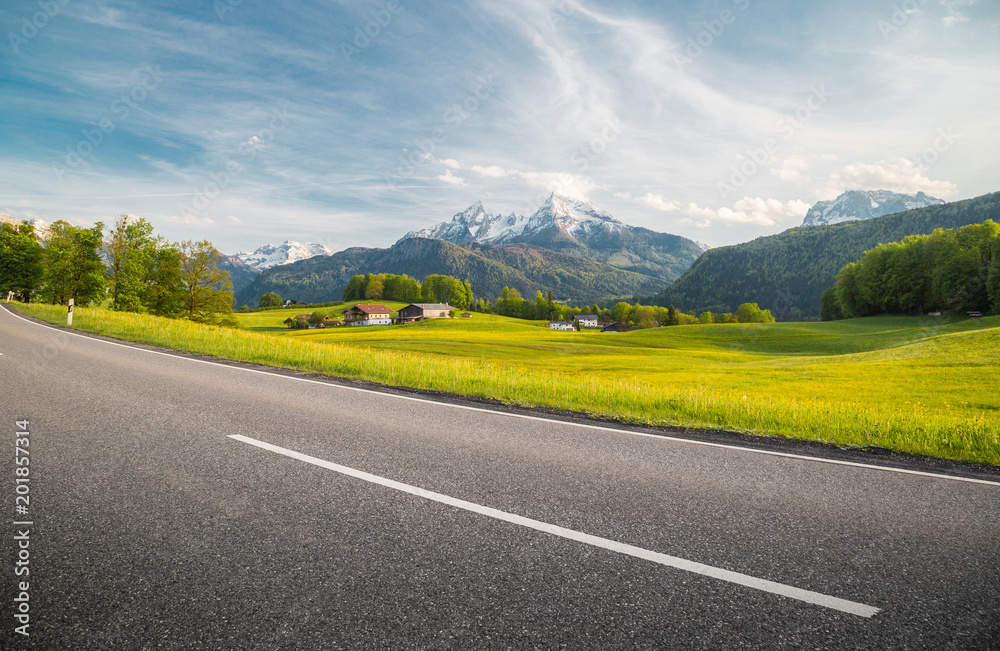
{"left": 824, "top": 220, "right": 1000, "bottom": 319}
{"left": 652, "top": 192, "right": 1000, "bottom": 320}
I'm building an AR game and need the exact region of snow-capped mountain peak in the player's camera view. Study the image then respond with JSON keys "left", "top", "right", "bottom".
{"left": 801, "top": 190, "right": 944, "bottom": 227}
{"left": 524, "top": 193, "right": 625, "bottom": 238}
{"left": 235, "top": 240, "right": 333, "bottom": 270}
{"left": 398, "top": 193, "right": 626, "bottom": 246}
{"left": 398, "top": 201, "right": 530, "bottom": 245}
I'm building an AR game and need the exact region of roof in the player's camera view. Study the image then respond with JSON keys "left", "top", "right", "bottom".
{"left": 405, "top": 303, "right": 455, "bottom": 310}
{"left": 348, "top": 304, "right": 391, "bottom": 314}
{"left": 575, "top": 314, "right": 598, "bottom": 320}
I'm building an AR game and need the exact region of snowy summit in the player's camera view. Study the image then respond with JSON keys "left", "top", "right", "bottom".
{"left": 801, "top": 190, "right": 944, "bottom": 227}
{"left": 235, "top": 241, "right": 333, "bottom": 271}
{"left": 399, "top": 193, "right": 625, "bottom": 246}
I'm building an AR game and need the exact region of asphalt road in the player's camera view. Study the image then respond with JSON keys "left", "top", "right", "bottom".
{"left": 1, "top": 305, "right": 998, "bottom": 649}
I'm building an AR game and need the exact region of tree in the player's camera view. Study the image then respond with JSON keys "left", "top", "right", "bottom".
{"left": 698, "top": 311, "right": 713, "bottom": 324}
{"left": 665, "top": 305, "right": 679, "bottom": 326}
{"left": 0, "top": 221, "right": 44, "bottom": 301}
{"left": 178, "top": 240, "right": 234, "bottom": 322}
{"left": 612, "top": 301, "right": 632, "bottom": 324}
{"left": 143, "top": 243, "right": 185, "bottom": 316}
{"left": 41, "top": 221, "right": 106, "bottom": 306}
{"left": 820, "top": 287, "right": 843, "bottom": 321}
{"left": 308, "top": 312, "right": 327, "bottom": 326}
{"left": 104, "top": 215, "right": 155, "bottom": 312}
{"left": 343, "top": 275, "right": 365, "bottom": 301}
{"left": 736, "top": 302, "right": 776, "bottom": 323}
{"left": 258, "top": 292, "right": 283, "bottom": 308}
{"left": 364, "top": 276, "right": 384, "bottom": 299}
{"left": 535, "top": 290, "right": 547, "bottom": 320}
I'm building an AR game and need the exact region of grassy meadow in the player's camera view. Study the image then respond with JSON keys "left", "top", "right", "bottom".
{"left": 11, "top": 301, "right": 1000, "bottom": 466}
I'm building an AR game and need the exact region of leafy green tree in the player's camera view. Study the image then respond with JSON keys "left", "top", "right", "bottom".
{"left": 0, "top": 221, "right": 44, "bottom": 301}
{"left": 736, "top": 302, "right": 775, "bottom": 323}
{"left": 41, "top": 220, "right": 106, "bottom": 306}
{"left": 698, "top": 311, "right": 713, "bottom": 324}
{"left": 820, "top": 287, "right": 843, "bottom": 321}
{"left": 308, "top": 312, "right": 327, "bottom": 326}
{"left": 143, "top": 243, "right": 185, "bottom": 316}
{"left": 258, "top": 292, "right": 283, "bottom": 308}
{"left": 364, "top": 276, "right": 385, "bottom": 299}
{"left": 665, "top": 304, "right": 679, "bottom": 326}
{"left": 104, "top": 215, "right": 156, "bottom": 312}
{"left": 343, "top": 275, "right": 365, "bottom": 300}
{"left": 612, "top": 301, "right": 632, "bottom": 324}
{"left": 178, "top": 240, "right": 234, "bottom": 322}
{"left": 535, "top": 290, "right": 547, "bottom": 320}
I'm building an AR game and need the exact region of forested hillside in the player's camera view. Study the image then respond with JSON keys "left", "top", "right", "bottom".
{"left": 653, "top": 192, "right": 1000, "bottom": 319}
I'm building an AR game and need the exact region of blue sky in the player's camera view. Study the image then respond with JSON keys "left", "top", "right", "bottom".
{"left": 1, "top": 0, "right": 997, "bottom": 253}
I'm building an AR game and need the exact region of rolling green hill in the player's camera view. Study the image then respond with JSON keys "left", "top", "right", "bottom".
{"left": 653, "top": 191, "right": 1000, "bottom": 319}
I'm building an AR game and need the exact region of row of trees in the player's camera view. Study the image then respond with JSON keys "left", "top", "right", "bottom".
{"left": 0, "top": 215, "right": 235, "bottom": 324}
{"left": 475, "top": 285, "right": 775, "bottom": 328}
{"left": 824, "top": 220, "right": 1000, "bottom": 319}
{"left": 342, "top": 273, "right": 473, "bottom": 309}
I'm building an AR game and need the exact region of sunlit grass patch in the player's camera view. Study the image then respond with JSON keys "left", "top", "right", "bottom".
{"left": 13, "top": 302, "right": 999, "bottom": 466}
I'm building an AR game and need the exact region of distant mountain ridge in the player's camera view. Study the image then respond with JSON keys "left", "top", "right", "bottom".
{"left": 654, "top": 192, "right": 1000, "bottom": 320}
{"left": 801, "top": 190, "right": 944, "bottom": 226}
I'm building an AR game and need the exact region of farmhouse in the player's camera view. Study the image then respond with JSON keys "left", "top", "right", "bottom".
{"left": 549, "top": 321, "right": 575, "bottom": 331}
{"left": 394, "top": 303, "right": 455, "bottom": 324}
{"left": 574, "top": 314, "right": 599, "bottom": 328}
{"left": 343, "top": 304, "right": 393, "bottom": 326}
{"left": 602, "top": 321, "right": 633, "bottom": 333}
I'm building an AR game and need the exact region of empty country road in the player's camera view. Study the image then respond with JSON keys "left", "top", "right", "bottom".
{"left": 1, "top": 305, "right": 998, "bottom": 649}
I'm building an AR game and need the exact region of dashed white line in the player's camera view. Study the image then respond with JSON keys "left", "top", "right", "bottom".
{"left": 3, "top": 305, "right": 997, "bottom": 487}
{"left": 229, "top": 433, "right": 881, "bottom": 618}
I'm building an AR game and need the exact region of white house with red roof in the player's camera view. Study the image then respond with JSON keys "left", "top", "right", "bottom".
{"left": 343, "top": 304, "right": 392, "bottom": 326}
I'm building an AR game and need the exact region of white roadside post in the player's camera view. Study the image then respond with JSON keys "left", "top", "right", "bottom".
{"left": 67, "top": 298, "right": 74, "bottom": 326}
{"left": 5, "top": 291, "right": 13, "bottom": 303}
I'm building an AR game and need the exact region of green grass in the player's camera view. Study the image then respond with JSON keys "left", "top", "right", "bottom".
{"left": 12, "top": 302, "right": 1000, "bottom": 466}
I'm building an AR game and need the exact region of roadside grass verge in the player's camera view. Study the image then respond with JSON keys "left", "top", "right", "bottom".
{"left": 11, "top": 302, "right": 999, "bottom": 466}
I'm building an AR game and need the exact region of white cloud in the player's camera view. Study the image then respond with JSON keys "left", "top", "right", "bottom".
{"left": 440, "top": 159, "right": 462, "bottom": 169}
{"left": 518, "top": 171, "right": 597, "bottom": 200}
{"left": 684, "top": 197, "right": 809, "bottom": 227}
{"left": 226, "top": 215, "right": 243, "bottom": 224}
{"left": 770, "top": 156, "right": 810, "bottom": 182}
{"left": 821, "top": 157, "right": 959, "bottom": 199}
{"left": 942, "top": 0, "right": 977, "bottom": 26}
{"left": 470, "top": 165, "right": 511, "bottom": 178}
{"left": 636, "top": 192, "right": 679, "bottom": 212}
{"left": 164, "top": 214, "right": 215, "bottom": 226}
{"left": 613, "top": 191, "right": 632, "bottom": 200}
{"left": 438, "top": 170, "right": 465, "bottom": 185}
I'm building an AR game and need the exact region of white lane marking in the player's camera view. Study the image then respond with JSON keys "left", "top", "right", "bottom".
{"left": 3, "top": 305, "right": 998, "bottom": 487}
{"left": 229, "top": 433, "right": 881, "bottom": 618}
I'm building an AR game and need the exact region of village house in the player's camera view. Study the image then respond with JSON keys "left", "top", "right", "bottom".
{"left": 549, "top": 321, "right": 575, "bottom": 331}
{"left": 602, "top": 321, "right": 633, "bottom": 333}
{"left": 394, "top": 303, "right": 455, "bottom": 324}
{"left": 574, "top": 314, "right": 599, "bottom": 328}
{"left": 343, "top": 304, "right": 393, "bottom": 326}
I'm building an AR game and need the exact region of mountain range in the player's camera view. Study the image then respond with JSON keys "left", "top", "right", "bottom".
{"left": 234, "top": 193, "right": 706, "bottom": 306}
{"left": 801, "top": 190, "right": 944, "bottom": 226}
